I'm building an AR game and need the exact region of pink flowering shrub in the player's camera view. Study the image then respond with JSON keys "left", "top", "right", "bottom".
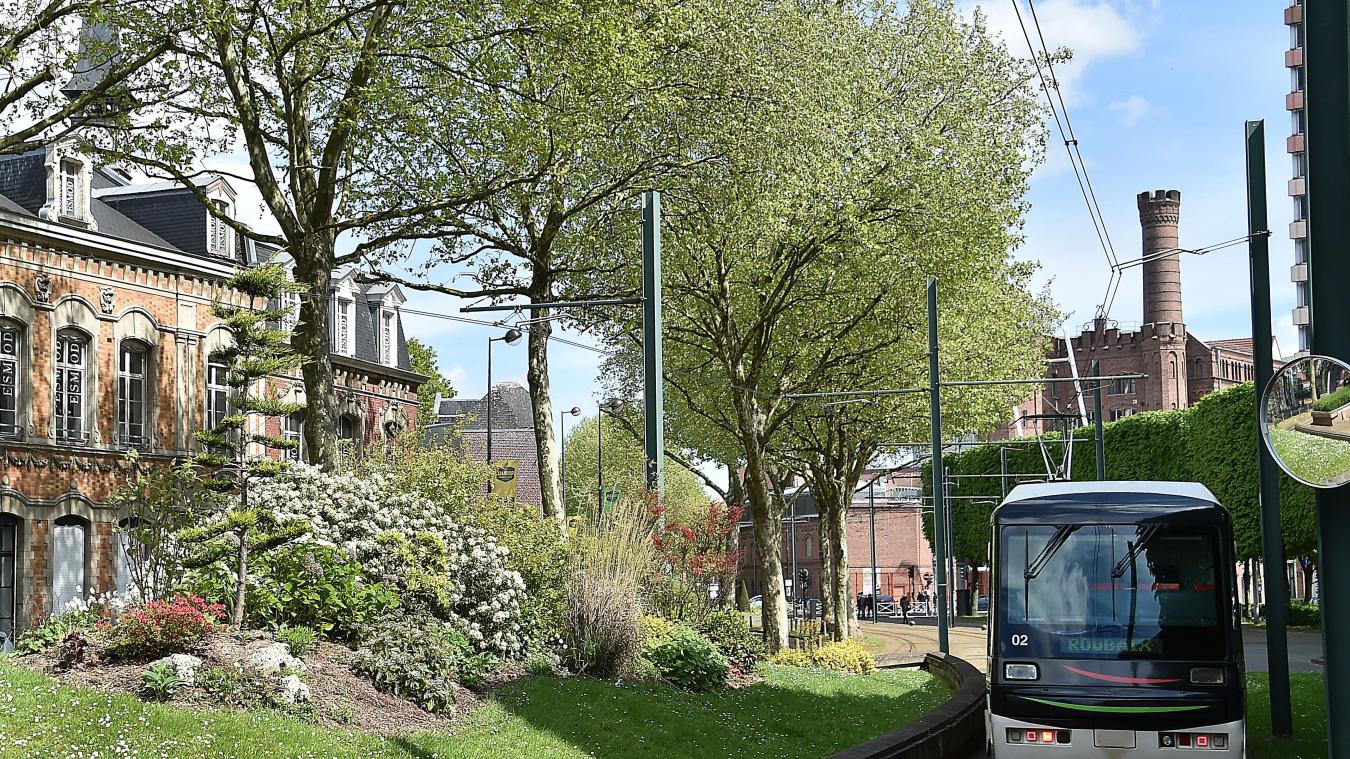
{"left": 98, "top": 595, "right": 225, "bottom": 658}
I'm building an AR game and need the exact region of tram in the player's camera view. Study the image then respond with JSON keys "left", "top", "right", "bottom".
{"left": 987, "top": 482, "right": 1245, "bottom": 757}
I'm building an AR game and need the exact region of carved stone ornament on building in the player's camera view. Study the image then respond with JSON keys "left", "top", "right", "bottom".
{"left": 99, "top": 286, "right": 115, "bottom": 314}
{"left": 34, "top": 272, "right": 51, "bottom": 303}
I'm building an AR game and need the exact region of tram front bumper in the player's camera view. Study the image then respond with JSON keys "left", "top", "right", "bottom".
{"left": 989, "top": 714, "right": 1244, "bottom": 758}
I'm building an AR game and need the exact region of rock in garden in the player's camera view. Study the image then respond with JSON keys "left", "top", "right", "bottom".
{"left": 276, "top": 674, "right": 310, "bottom": 703}
{"left": 150, "top": 654, "right": 202, "bottom": 687}
{"left": 246, "top": 642, "right": 307, "bottom": 675}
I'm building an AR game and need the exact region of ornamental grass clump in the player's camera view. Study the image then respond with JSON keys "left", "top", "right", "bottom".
{"left": 562, "top": 498, "right": 657, "bottom": 678}
{"left": 99, "top": 595, "right": 225, "bottom": 658}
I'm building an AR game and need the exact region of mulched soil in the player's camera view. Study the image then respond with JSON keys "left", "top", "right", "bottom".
{"left": 15, "top": 632, "right": 473, "bottom": 736}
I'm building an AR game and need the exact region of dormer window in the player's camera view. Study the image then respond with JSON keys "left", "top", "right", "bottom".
{"left": 381, "top": 311, "right": 393, "bottom": 365}
{"left": 39, "top": 146, "right": 95, "bottom": 229}
{"left": 208, "top": 200, "right": 231, "bottom": 257}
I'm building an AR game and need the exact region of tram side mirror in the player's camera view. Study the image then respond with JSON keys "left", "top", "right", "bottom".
{"left": 1260, "top": 354, "right": 1350, "bottom": 488}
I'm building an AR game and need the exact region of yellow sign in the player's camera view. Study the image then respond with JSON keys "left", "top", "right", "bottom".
{"left": 491, "top": 460, "right": 518, "bottom": 500}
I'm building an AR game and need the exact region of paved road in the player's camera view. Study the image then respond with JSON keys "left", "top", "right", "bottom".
{"left": 864, "top": 618, "right": 1324, "bottom": 674}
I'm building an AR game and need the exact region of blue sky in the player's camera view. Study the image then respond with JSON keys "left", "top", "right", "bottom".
{"left": 411, "top": 1, "right": 1299, "bottom": 417}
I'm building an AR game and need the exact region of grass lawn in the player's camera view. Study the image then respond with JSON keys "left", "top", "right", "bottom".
{"left": 1268, "top": 427, "right": 1350, "bottom": 486}
{"left": 1247, "top": 672, "right": 1328, "bottom": 759}
{"left": 0, "top": 661, "right": 949, "bottom": 758}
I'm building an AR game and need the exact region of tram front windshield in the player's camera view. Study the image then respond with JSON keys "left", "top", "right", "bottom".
{"left": 1000, "top": 524, "right": 1225, "bottom": 661}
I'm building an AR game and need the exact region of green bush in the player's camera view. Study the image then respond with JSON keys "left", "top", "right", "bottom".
{"left": 1312, "top": 386, "right": 1350, "bottom": 413}
{"left": 771, "top": 640, "right": 875, "bottom": 674}
{"left": 277, "top": 625, "right": 317, "bottom": 657}
{"left": 14, "top": 608, "right": 99, "bottom": 656}
{"left": 179, "top": 543, "right": 398, "bottom": 640}
{"left": 639, "top": 615, "right": 678, "bottom": 647}
{"left": 697, "top": 610, "right": 765, "bottom": 667}
{"left": 627, "top": 655, "right": 660, "bottom": 683}
{"left": 1288, "top": 601, "right": 1321, "bottom": 627}
{"left": 139, "top": 662, "right": 182, "bottom": 701}
{"left": 643, "top": 624, "right": 728, "bottom": 691}
{"left": 353, "top": 613, "right": 500, "bottom": 714}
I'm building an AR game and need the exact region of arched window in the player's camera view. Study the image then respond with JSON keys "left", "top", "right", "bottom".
{"left": 0, "top": 515, "right": 18, "bottom": 651}
{"left": 54, "top": 329, "right": 88, "bottom": 442}
{"left": 0, "top": 323, "right": 21, "bottom": 439}
{"left": 50, "top": 515, "right": 87, "bottom": 615}
{"left": 283, "top": 413, "right": 303, "bottom": 461}
{"left": 205, "top": 360, "right": 230, "bottom": 431}
{"left": 118, "top": 341, "right": 149, "bottom": 448}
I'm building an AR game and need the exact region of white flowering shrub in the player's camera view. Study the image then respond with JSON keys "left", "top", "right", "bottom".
{"left": 251, "top": 464, "right": 526, "bottom": 657}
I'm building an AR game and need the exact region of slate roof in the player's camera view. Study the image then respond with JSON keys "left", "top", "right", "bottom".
{"left": 438, "top": 382, "right": 535, "bottom": 429}
{"left": 1207, "top": 338, "right": 1255, "bottom": 355}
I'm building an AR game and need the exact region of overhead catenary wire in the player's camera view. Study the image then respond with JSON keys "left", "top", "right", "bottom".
{"left": 399, "top": 306, "right": 615, "bottom": 356}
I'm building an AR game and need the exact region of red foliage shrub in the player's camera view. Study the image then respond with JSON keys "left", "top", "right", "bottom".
{"left": 98, "top": 594, "right": 225, "bottom": 658}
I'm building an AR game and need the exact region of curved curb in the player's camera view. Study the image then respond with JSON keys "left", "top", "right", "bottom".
{"left": 828, "top": 653, "right": 986, "bottom": 759}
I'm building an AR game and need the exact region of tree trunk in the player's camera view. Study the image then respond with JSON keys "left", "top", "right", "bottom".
{"left": 524, "top": 307, "right": 562, "bottom": 529}
{"left": 735, "top": 408, "right": 786, "bottom": 651}
{"left": 232, "top": 539, "right": 248, "bottom": 627}
{"left": 293, "top": 241, "right": 339, "bottom": 470}
{"left": 818, "top": 512, "right": 834, "bottom": 638}
{"left": 810, "top": 470, "right": 851, "bottom": 642}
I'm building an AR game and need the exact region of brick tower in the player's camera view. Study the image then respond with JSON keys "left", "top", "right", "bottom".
{"left": 1138, "top": 189, "right": 1189, "bottom": 410}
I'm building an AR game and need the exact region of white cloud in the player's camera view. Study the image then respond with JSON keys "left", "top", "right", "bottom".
{"left": 1108, "top": 94, "right": 1154, "bottom": 126}
{"left": 965, "top": 0, "right": 1143, "bottom": 105}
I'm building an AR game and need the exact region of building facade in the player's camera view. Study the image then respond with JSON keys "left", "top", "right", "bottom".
{"left": 426, "top": 382, "right": 543, "bottom": 509}
{"left": 996, "top": 190, "right": 1262, "bottom": 439}
{"left": 0, "top": 144, "right": 422, "bottom": 647}
{"left": 736, "top": 468, "right": 937, "bottom": 608}
{"left": 1286, "top": 0, "right": 1311, "bottom": 354}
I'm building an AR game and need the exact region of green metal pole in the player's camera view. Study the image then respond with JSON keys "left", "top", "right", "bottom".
{"left": 928, "top": 277, "right": 949, "bottom": 654}
{"left": 642, "top": 191, "right": 665, "bottom": 496}
{"left": 1304, "top": 4, "right": 1350, "bottom": 752}
{"left": 1092, "top": 360, "right": 1105, "bottom": 480}
{"left": 1246, "top": 119, "right": 1293, "bottom": 737}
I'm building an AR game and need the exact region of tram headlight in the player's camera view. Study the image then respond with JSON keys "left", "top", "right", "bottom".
{"left": 1189, "top": 666, "right": 1224, "bottom": 684}
{"left": 1004, "top": 663, "right": 1039, "bottom": 680}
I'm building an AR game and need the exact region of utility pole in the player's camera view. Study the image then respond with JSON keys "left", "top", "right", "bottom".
{"left": 1246, "top": 119, "right": 1293, "bottom": 737}
{"left": 869, "top": 478, "right": 878, "bottom": 609}
{"left": 1303, "top": 4, "right": 1350, "bottom": 751}
{"left": 928, "top": 277, "right": 949, "bottom": 654}
{"left": 642, "top": 191, "right": 664, "bottom": 495}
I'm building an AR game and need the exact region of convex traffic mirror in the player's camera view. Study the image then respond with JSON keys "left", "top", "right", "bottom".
{"left": 1261, "top": 354, "right": 1350, "bottom": 488}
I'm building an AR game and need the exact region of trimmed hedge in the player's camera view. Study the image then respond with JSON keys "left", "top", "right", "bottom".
{"left": 924, "top": 382, "right": 1316, "bottom": 564}
{"left": 1312, "top": 385, "right": 1350, "bottom": 413}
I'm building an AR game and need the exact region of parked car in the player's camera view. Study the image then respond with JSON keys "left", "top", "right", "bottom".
{"left": 977, "top": 595, "right": 989, "bottom": 613}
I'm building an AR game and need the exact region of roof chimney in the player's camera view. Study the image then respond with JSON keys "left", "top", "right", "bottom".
{"left": 1137, "top": 189, "right": 1183, "bottom": 326}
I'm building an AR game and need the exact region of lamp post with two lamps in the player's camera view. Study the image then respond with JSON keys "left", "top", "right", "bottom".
{"left": 559, "top": 406, "right": 581, "bottom": 516}
{"left": 485, "top": 328, "right": 523, "bottom": 463}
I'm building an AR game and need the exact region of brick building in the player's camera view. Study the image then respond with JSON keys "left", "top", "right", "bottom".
{"left": 0, "top": 142, "right": 422, "bottom": 648}
{"left": 737, "top": 468, "right": 936, "bottom": 607}
{"left": 1285, "top": 0, "right": 1310, "bottom": 354}
{"left": 425, "top": 382, "right": 542, "bottom": 510}
{"left": 996, "top": 190, "right": 1263, "bottom": 439}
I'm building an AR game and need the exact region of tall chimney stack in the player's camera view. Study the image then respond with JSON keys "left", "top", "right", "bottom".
{"left": 1137, "top": 189, "right": 1183, "bottom": 326}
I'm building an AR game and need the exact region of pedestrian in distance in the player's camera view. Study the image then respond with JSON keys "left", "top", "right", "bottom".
{"left": 900, "top": 594, "right": 911, "bottom": 624}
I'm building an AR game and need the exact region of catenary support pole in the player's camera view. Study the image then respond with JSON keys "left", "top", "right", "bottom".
{"left": 1000, "top": 447, "right": 1009, "bottom": 498}
{"left": 1303, "top": 4, "right": 1350, "bottom": 752}
{"left": 642, "top": 191, "right": 665, "bottom": 495}
{"left": 1246, "top": 118, "right": 1293, "bottom": 737}
{"left": 928, "top": 277, "right": 949, "bottom": 654}
{"left": 596, "top": 401, "right": 604, "bottom": 521}
{"left": 870, "top": 479, "right": 878, "bottom": 615}
{"left": 1092, "top": 360, "right": 1105, "bottom": 480}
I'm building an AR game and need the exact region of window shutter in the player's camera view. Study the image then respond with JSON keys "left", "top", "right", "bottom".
{"left": 113, "top": 530, "right": 133, "bottom": 595}
{"left": 50, "top": 521, "right": 86, "bottom": 614}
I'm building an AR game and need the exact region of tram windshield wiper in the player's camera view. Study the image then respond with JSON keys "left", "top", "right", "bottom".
{"left": 1111, "top": 524, "right": 1163, "bottom": 579}
{"left": 1024, "top": 524, "right": 1081, "bottom": 580}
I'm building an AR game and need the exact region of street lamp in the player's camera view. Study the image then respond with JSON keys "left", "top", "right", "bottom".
{"left": 597, "top": 397, "right": 624, "bottom": 520}
{"left": 560, "top": 406, "right": 581, "bottom": 516}
{"left": 485, "top": 328, "right": 522, "bottom": 463}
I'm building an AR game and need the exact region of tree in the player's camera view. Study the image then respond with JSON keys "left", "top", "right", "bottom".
{"left": 91, "top": 0, "right": 536, "bottom": 470}
{"left": 596, "top": 0, "right": 1047, "bottom": 652}
{"left": 561, "top": 414, "right": 709, "bottom": 522}
{"left": 407, "top": 338, "right": 454, "bottom": 423}
{"left": 1, "top": 1, "right": 174, "bottom": 155}
{"left": 360, "top": 0, "right": 725, "bottom": 526}
{"left": 179, "top": 264, "right": 309, "bottom": 626}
